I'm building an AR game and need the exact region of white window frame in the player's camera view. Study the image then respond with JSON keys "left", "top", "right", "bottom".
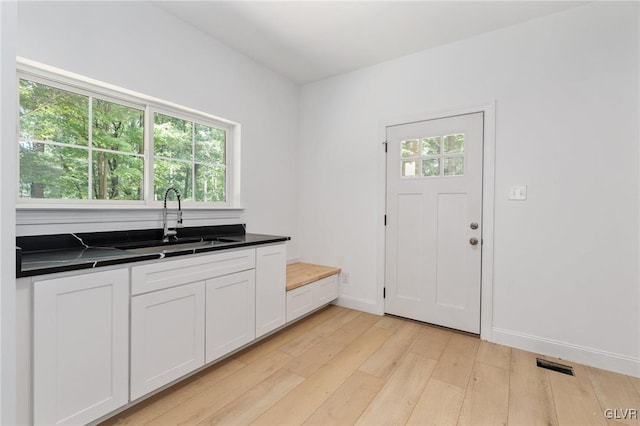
{"left": 15, "top": 57, "right": 240, "bottom": 210}
{"left": 147, "top": 106, "right": 232, "bottom": 204}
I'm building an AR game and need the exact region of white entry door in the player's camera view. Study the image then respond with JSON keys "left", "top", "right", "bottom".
{"left": 385, "top": 112, "right": 483, "bottom": 334}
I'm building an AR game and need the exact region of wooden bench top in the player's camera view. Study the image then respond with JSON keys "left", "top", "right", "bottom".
{"left": 286, "top": 262, "right": 341, "bottom": 291}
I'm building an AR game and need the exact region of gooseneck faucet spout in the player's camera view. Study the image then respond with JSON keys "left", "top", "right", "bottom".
{"left": 163, "top": 187, "right": 183, "bottom": 242}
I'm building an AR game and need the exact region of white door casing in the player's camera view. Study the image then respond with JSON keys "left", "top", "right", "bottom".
{"left": 385, "top": 112, "right": 484, "bottom": 333}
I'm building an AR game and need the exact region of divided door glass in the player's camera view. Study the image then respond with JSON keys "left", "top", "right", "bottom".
{"left": 400, "top": 133, "right": 465, "bottom": 178}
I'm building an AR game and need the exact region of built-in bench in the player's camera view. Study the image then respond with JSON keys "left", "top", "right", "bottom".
{"left": 286, "top": 262, "right": 341, "bottom": 322}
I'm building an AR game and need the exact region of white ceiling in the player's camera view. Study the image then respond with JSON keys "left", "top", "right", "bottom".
{"left": 154, "top": 1, "right": 587, "bottom": 84}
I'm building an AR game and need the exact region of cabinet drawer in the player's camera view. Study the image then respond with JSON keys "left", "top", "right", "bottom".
{"left": 313, "top": 274, "right": 339, "bottom": 305}
{"left": 132, "top": 248, "right": 256, "bottom": 295}
{"left": 286, "top": 274, "right": 338, "bottom": 323}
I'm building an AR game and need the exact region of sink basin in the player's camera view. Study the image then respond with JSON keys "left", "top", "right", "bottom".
{"left": 125, "top": 240, "right": 215, "bottom": 254}
{"left": 216, "top": 237, "right": 244, "bottom": 243}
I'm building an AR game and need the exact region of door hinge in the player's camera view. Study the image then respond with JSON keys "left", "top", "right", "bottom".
{"left": 383, "top": 287, "right": 386, "bottom": 298}
{"left": 384, "top": 215, "right": 387, "bottom": 226}
{"left": 383, "top": 142, "right": 388, "bottom": 153}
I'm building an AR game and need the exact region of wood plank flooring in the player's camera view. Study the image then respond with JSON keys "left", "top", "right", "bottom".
{"left": 102, "top": 306, "right": 640, "bottom": 426}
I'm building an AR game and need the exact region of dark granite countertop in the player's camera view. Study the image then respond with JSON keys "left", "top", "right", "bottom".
{"left": 17, "top": 224, "right": 290, "bottom": 278}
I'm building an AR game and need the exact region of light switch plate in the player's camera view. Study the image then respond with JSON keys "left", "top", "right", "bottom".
{"left": 509, "top": 185, "right": 527, "bottom": 200}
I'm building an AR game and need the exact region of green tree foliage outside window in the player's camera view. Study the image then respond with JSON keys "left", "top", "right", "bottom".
{"left": 18, "top": 77, "right": 228, "bottom": 204}
{"left": 19, "top": 80, "right": 90, "bottom": 199}
{"left": 91, "top": 99, "right": 144, "bottom": 200}
{"left": 19, "top": 79, "right": 144, "bottom": 200}
{"left": 153, "top": 113, "right": 226, "bottom": 202}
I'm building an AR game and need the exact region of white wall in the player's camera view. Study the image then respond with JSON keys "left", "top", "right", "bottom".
{"left": 299, "top": 2, "right": 640, "bottom": 376}
{"left": 13, "top": 0, "right": 640, "bottom": 379}
{"left": 16, "top": 1, "right": 300, "bottom": 258}
{"left": 0, "top": 1, "right": 18, "bottom": 424}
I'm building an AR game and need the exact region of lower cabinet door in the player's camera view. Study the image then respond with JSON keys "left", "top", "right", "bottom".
{"left": 33, "top": 269, "right": 129, "bottom": 426}
{"left": 130, "top": 281, "right": 205, "bottom": 400}
{"left": 255, "top": 244, "right": 287, "bottom": 338}
{"left": 206, "top": 270, "right": 256, "bottom": 363}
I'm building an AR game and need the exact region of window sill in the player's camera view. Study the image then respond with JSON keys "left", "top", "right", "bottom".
{"left": 16, "top": 205, "right": 245, "bottom": 236}
{"left": 16, "top": 204, "right": 244, "bottom": 211}
{"left": 16, "top": 200, "right": 244, "bottom": 212}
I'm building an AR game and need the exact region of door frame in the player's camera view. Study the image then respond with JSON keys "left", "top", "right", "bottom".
{"left": 376, "top": 101, "right": 496, "bottom": 340}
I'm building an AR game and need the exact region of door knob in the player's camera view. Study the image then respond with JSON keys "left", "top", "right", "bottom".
{"left": 470, "top": 222, "right": 478, "bottom": 230}
{"left": 469, "top": 238, "right": 479, "bottom": 246}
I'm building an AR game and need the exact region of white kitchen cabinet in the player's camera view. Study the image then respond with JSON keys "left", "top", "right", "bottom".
{"left": 130, "top": 281, "right": 205, "bottom": 400}
{"left": 33, "top": 269, "right": 129, "bottom": 426}
{"left": 206, "top": 270, "right": 256, "bottom": 363}
{"left": 255, "top": 244, "right": 287, "bottom": 338}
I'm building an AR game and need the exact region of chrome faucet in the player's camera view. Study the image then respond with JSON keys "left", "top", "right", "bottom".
{"left": 163, "top": 187, "right": 183, "bottom": 242}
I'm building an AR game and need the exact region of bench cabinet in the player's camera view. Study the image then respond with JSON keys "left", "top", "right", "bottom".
{"left": 286, "top": 274, "right": 339, "bottom": 323}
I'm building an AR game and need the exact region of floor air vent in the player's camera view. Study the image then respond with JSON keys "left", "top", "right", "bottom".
{"left": 536, "top": 358, "right": 575, "bottom": 376}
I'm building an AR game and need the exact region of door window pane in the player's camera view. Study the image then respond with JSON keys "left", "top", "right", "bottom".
{"left": 444, "top": 156, "right": 464, "bottom": 176}
{"left": 422, "top": 158, "right": 440, "bottom": 177}
{"left": 401, "top": 140, "right": 420, "bottom": 157}
{"left": 92, "top": 151, "right": 143, "bottom": 200}
{"left": 402, "top": 160, "right": 419, "bottom": 177}
{"left": 421, "top": 137, "right": 441, "bottom": 156}
{"left": 444, "top": 134, "right": 464, "bottom": 154}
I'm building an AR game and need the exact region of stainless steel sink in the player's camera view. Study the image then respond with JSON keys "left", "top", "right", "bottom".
{"left": 125, "top": 240, "right": 215, "bottom": 254}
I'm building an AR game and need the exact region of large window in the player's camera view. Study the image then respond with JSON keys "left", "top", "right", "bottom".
{"left": 17, "top": 68, "right": 234, "bottom": 207}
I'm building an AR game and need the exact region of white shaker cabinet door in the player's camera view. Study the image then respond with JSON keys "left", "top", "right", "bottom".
{"left": 130, "top": 281, "right": 205, "bottom": 400}
{"left": 255, "top": 244, "right": 286, "bottom": 338}
{"left": 33, "top": 269, "right": 129, "bottom": 426}
{"left": 206, "top": 270, "right": 256, "bottom": 363}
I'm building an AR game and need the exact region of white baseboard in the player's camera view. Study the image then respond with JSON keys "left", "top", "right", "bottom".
{"left": 492, "top": 327, "right": 640, "bottom": 378}
{"left": 334, "top": 295, "right": 379, "bottom": 315}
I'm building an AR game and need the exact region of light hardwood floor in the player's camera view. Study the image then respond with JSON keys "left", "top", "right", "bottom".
{"left": 102, "top": 306, "right": 640, "bottom": 426}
